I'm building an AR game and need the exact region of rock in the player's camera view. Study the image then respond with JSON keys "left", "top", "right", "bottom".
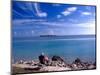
{"left": 52, "top": 56, "right": 64, "bottom": 62}
{"left": 23, "top": 61, "right": 33, "bottom": 65}
{"left": 51, "top": 56, "right": 68, "bottom": 67}
{"left": 74, "top": 58, "right": 82, "bottom": 64}
{"left": 16, "top": 60, "right": 24, "bottom": 64}
{"left": 71, "top": 58, "right": 85, "bottom": 70}
{"left": 88, "top": 64, "right": 96, "bottom": 69}
{"left": 71, "top": 58, "right": 96, "bottom": 70}
{"left": 13, "top": 56, "right": 96, "bottom": 73}
{"left": 71, "top": 63, "right": 79, "bottom": 69}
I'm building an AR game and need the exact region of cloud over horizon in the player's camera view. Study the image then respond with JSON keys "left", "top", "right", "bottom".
{"left": 61, "top": 7, "right": 77, "bottom": 16}
{"left": 12, "top": 1, "right": 96, "bottom": 37}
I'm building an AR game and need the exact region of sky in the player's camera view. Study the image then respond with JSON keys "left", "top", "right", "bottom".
{"left": 12, "top": 1, "right": 96, "bottom": 37}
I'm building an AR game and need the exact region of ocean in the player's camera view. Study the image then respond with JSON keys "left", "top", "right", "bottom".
{"left": 12, "top": 35, "right": 96, "bottom": 63}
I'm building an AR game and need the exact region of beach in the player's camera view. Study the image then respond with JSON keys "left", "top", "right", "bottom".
{"left": 12, "top": 36, "right": 96, "bottom": 74}
{"left": 12, "top": 56, "right": 96, "bottom": 74}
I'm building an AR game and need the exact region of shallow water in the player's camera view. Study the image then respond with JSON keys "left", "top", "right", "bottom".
{"left": 12, "top": 36, "right": 96, "bottom": 63}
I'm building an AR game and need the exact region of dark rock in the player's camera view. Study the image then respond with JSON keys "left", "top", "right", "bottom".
{"left": 71, "top": 58, "right": 96, "bottom": 70}
{"left": 52, "top": 56, "right": 64, "bottom": 62}
{"left": 51, "top": 56, "right": 67, "bottom": 67}
{"left": 74, "top": 58, "right": 81, "bottom": 64}
{"left": 71, "top": 58, "right": 85, "bottom": 70}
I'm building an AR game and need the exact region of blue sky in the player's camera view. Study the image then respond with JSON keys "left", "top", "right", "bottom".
{"left": 12, "top": 1, "right": 96, "bottom": 37}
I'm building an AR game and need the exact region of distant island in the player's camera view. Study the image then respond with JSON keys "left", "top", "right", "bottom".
{"left": 39, "top": 35, "right": 95, "bottom": 38}
{"left": 13, "top": 35, "right": 96, "bottom": 40}
{"left": 40, "top": 35, "right": 57, "bottom": 37}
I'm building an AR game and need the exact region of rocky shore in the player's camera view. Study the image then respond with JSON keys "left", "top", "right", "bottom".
{"left": 12, "top": 56, "right": 96, "bottom": 74}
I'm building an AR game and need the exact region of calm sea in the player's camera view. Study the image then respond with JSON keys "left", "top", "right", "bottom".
{"left": 12, "top": 35, "right": 96, "bottom": 63}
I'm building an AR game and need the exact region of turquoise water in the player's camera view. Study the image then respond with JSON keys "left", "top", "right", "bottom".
{"left": 12, "top": 36, "right": 96, "bottom": 63}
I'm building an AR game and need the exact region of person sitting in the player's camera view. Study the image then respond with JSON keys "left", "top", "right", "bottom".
{"left": 38, "top": 53, "right": 49, "bottom": 65}
{"left": 39, "top": 53, "right": 45, "bottom": 64}
{"left": 44, "top": 55, "right": 49, "bottom": 65}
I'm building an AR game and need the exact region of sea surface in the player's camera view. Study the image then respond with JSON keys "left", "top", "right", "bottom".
{"left": 12, "top": 35, "right": 96, "bottom": 63}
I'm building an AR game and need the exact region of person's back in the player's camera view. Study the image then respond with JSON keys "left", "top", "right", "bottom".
{"left": 39, "top": 54, "right": 45, "bottom": 64}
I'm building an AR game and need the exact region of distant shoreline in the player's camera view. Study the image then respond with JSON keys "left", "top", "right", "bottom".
{"left": 13, "top": 34, "right": 96, "bottom": 39}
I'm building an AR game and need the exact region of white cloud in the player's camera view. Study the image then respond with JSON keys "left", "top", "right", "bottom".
{"left": 13, "top": 19, "right": 95, "bottom": 36}
{"left": 81, "top": 12, "right": 92, "bottom": 15}
{"left": 41, "top": 21, "right": 95, "bottom": 35}
{"left": 62, "top": 11, "right": 71, "bottom": 16}
{"left": 13, "top": 19, "right": 47, "bottom": 25}
{"left": 57, "top": 15, "right": 62, "bottom": 18}
{"left": 38, "top": 12, "right": 47, "bottom": 17}
{"left": 61, "top": 7, "right": 77, "bottom": 16}
{"left": 77, "top": 22, "right": 95, "bottom": 35}
{"left": 13, "top": 18, "right": 95, "bottom": 30}
{"left": 67, "top": 7, "right": 77, "bottom": 12}
{"left": 76, "top": 20, "right": 95, "bottom": 28}
{"left": 34, "top": 3, "right": 47, "bottom": 17}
